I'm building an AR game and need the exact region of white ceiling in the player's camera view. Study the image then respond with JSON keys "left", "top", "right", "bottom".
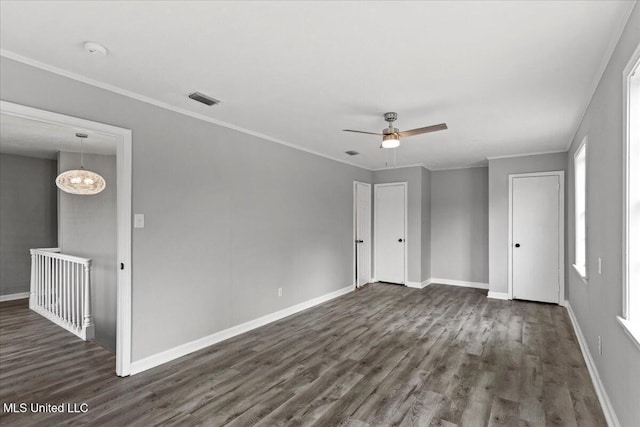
{"left": 0, "top": 1, "right": 634, "bottom": 170}
{"left": 0, "top": 114, "right": 117, "bottom": 159}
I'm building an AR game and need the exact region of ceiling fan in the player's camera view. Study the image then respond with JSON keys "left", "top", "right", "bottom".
{"left": 343, "top": 112, "right": 447, "bottom": 149}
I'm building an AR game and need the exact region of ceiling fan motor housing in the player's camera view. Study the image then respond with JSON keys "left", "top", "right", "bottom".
{"left": 384, "top": 112, "right": 398, "bottom": 123}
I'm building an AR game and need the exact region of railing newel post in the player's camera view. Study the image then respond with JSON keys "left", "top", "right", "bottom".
{"left": 82, "top": 260, "right": 95, "bottom": 340}
{"left": 29, "top": 249, "right": 36, "bottom": 310}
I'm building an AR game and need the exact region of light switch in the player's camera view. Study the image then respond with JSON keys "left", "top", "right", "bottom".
{"left": 134, "top": 214, "right": 145, "bottom": 228}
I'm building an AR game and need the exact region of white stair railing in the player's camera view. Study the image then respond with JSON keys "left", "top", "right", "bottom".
{"left": 29, "top": 248, "right": 94, "bottom": 340}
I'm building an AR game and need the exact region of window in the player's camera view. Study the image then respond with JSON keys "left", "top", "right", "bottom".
{"left": 573, "top": 138, "right": 587, "bottom": 279}
{"left": 620, "top": 48, "right": 640, "bottom": 350}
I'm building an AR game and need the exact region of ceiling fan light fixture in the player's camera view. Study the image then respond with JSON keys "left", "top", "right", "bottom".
{"left": 382, "top": 134, "right": 400, "bottom": 149}
{"left": 343, "top": 112, "right": 447, "bottom": 151}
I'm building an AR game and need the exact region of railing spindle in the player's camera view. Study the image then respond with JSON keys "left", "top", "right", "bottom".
{"left": 38, "top": 254, "right": 42, "bottom": 307}
{"left": 77, "top": 263, "right": 81, "bottom": 329}
{"left": 46, "top": 255, "right": 50, "bottom": 311}
{"left": 40, "top": 254, "right": 43, "bottom": 308}
{"left": 71, "top": 262, "right": 75, "bottom": 328}
{"left": 58, "top": 259, "right": 62, "bottom": 318}
{"left": 63, "top": 260, "right": 67, "bottom": 324}
{"left": 81, "top": 264, "right": 85, "bottom": 325}
{"left": 54, "top": 258, "right": 58, "bottom": 317}
{"left": 73, "top": 264, "right": 80, "bottom": 328}
{"left": 54, "top": 258, "right": 57, "bottom": 311}
{"left": 67, "top": 260, "right": 71, "bottom": 325}
{"left": 36, "top": 254, "right": 40, "bottom": 307}
{"left": 56, "top": 258, "right": 61, "bottom": 317}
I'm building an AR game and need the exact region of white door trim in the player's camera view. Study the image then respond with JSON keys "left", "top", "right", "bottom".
{"left": 508, "top": 170, "right": 565, "bottom": 305}
{"left": 373, "top": 182, "right": 408, "bottom": 285}
{"left": 353, "top": 181, "right": 372, "bottom": 288}
{"left": 0, "top": 100, "right": 133, "bottom": 376}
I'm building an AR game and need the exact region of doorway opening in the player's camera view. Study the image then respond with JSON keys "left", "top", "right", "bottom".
{"left": 374, "top": 182, "right": 407, "bottom": 285}
{"left": 0, "top": 101, "right": 132, "bottom": 376}
{"left": 353, "top": 181, "right": 372, "bottom": 288}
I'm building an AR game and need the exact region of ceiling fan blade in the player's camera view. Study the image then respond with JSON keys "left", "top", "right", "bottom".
{"left": 397, "top": 123, "right": 448, "bottom": 138}
{"left": 342, "top": 129, "right": 382, "bottom": 136}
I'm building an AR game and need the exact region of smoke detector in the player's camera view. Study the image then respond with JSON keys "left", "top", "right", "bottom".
{"left": 84, "top": 42, "right": 108, "bottom": 56}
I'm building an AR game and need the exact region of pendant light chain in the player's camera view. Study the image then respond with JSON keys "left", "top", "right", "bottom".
{"left": 79, "top": 134, "right": 85, "bottom": 170}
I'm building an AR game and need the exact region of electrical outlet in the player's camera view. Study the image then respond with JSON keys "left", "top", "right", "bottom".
{"left": 598, "top": 257, "right": 602, "bottom": 275}
{"left": 278, "top": 288, "right": 282, "bottom": 297}
{"left": 597, "top": 336, "right": 602, "bottom": 355}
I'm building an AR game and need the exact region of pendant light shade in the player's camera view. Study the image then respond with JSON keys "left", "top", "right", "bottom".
{"left": 56, "top": 169, "right": 106, "bottom": 195}
{"left": 56, "top": 133, "right": 106, "bottom": 195}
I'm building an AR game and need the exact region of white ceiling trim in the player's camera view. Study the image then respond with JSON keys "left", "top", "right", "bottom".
{"left": 430, "top": 164, "right": 489, "bottom": 172}
{"left": 486, "top": 149, "right": 568, "bottom": 161}
{"left": 372, "top": 163, "right": 492, "bottom": 172}
{"left": 0, "top": 49, "right": 370, "bottom": 171}
{"left": 564, "top": 1, "right": 636, "bottom": 151}
{"left": 371, "top": 163, "right": 426, "bottom": 172}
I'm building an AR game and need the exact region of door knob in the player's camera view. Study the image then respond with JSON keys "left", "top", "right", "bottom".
{"left": 398, "top": 238, "right": 404, "bottom": 242}
{"left": 355, "top": 240, "right": 364, "bottom": 243}
{"left": 515, "top": 243, "right": 520, "bottom": 248}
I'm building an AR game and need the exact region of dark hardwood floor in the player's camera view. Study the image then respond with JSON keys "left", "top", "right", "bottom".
{"left": 0, "top": 284, "right": 605, "bottom": 426}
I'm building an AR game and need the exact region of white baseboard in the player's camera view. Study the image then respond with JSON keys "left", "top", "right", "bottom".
{"left": 0, "top": 292, "right": 30, "bottom": 302}
{"left": 565, "top": 301, "right": 620, "bottom": 427}
{"left": 487, "top": 291, "right": 510, "bottom": 300}
{"left": 406, "top": 279, "right": 432, "bottom": 289}
{"left": 129, "top": 285, "right": 354, "bottom": 375}
{"left": 404, "top": 278, "right": 489, "bottom": 290}
{"left": 428, "top": 278, "right": 489, "bottom": 290}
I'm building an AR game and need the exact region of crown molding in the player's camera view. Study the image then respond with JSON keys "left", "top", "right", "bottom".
{"left": 0, "top": 49, "right": 370, "bottom": 171}
{"left": 429, "top": 163, "right": 488, "bottom": 171}
{"left": 486, "top": 149, "right": 568, "bottom": 161}
{"left": 371, "top": 163, "right": 426, "bottom": 172}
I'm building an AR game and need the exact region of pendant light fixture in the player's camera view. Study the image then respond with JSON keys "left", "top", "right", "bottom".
{"left": 56, "top": 133, "right": 106, "bottom": 195}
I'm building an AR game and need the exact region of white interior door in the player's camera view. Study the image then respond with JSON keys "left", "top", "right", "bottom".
{"left": 355, "top": 182, "right": 371, "bottom": 287}
{"left": 511, "top": 174, "right": 562, "bottom": 304}
{"left": 375, "top": 183, "right": 406, "bottom": 284}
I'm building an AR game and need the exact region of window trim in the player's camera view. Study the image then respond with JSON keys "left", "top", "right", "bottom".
{"left": 573, "top": 137, "right": 588, "bottom": 281}
{"left": 621, "top": 43, "right": 640, "bottom": 350}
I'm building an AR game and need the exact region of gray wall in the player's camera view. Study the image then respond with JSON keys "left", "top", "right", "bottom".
{"left": 372, "top": 166, "right": 425, "bottom": 283}
{"left": 0, "top": 154, "right": 57, "bottom": 296}
{"left": 488, "top": 152, "right": 567, "bottom": 294}
{"left": 431, "top": 167, "right": 489, "bottom": 283}
{"left": 0, "top": 57, "right": 372, "bottom": 361}
{"left": 58, "top": 152, "right": 117, "bottom": 351}
{"left": 566, "top": 3, "right": 640, "bottom": 425}
{"left": 420, "top": 168, "right": 431, "bottom": 282}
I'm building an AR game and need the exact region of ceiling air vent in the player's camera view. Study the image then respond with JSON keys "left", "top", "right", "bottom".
{"left": 188, "top": 92, "right": 220, "bottom": 106}
{"left": 345, "top": 150, "right": 360, "bottom": 156}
